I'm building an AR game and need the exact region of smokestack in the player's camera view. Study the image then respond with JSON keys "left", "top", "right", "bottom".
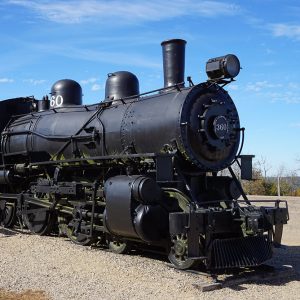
{"left": 161, "top": 39, "right": 186, "bottom": 90}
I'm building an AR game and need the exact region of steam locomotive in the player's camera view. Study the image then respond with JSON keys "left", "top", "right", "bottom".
{"left": 0, "top": 39, "right": 288, "bottom": 270}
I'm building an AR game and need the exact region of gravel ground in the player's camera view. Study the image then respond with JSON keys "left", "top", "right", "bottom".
{"left": 0, "top": 196, "right": 299, "bottom": 300}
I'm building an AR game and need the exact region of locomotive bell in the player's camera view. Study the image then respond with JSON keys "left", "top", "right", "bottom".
{"left": 37, "top": 96, "right": 50, "bottom": 112}
{"left": 50, "top": 79, "right": 82, "bottom": 108}
{"left": 105, "top": 71, "right": 140, "bottom": 101}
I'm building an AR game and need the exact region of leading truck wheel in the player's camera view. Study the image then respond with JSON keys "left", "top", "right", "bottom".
{"left": 66, "top": 219, "right": 92, "bottom": 246}
{"left": 168, "top": 234, "right": 199, "bottom": 270}
{"left": 2, "top": 202, "right": 17, "bottom": 228}
{"left": 23, "top": 203, "right": 55, "bottom": 235}
{"left": 108, "top": 237, "right": 131, "bottom": 254}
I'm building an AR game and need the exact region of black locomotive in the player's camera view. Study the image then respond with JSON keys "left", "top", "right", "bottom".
{"left": 0, "top": 39, "right": 288, "bottom": 270}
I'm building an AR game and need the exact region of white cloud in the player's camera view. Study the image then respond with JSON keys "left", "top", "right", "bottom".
{"left": 16, "top": 42, "right": 161, "bottom": 69}
{"left": 0, "top": 78, "right": 14, "bottom": 83}
{"left": 227, "top": 84, "right": 239, "bottom": 91}
{"left": 80, "top": 77, "right": 98, "bottom": 85}
{"left": 91, "top": 83, "right": 102, "bottom": 91}
{"left": 23, "top": 78, "right": 46, "bottom": 85}
{"left": 265, "top": 48, "right": 274, "bottom": 55}
{"left": 7, "top": 0, "right": 240, "bottom": 24}
{"left": 290, "top": 122, "right": 300, "bottom": 128}
{"left": 246, "top": 81, "right": 282, "bottom": 92}
{"left": 243, "top": 80, "right": 300, "bottom": 104}
{"left": 60, "top": 47, "right": 161, "bottom": 69}
{"left": 288, "top": 82, "right": 300, "bottom": 89}
{"left": 266, "top": 91, "right": 300, "bottom": 104}
{"left": 269, "top": 23, "right": 300, "bottom": 40}
{"left": 80, "top": 78, "right": 103, "bottom": 91}
{"left": 262, "top": 61, "right": 275, "bottom": 66}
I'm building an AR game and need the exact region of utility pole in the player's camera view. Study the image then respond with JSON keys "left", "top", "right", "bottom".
{"left": 277, "top": 176, "right": 281, "bottom": 198}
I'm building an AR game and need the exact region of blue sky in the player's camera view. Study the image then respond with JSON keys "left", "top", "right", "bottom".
{"left": 0, "top": 0, "right": 299, "bottom": 175}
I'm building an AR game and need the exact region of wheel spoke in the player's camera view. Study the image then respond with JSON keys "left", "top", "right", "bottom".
{"left": 168, "top": 234, "right": 198, "bottom": 270}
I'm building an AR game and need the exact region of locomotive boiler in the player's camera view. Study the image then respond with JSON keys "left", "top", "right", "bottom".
{"left": 0, "top": 39, "right": 288, "bottom": 270}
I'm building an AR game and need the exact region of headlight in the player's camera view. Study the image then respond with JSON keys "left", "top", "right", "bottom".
{"left": 206, "top": 54, "right": 240, "bottom": 80}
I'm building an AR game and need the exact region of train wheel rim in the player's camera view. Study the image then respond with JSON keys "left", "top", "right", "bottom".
{"left": 66, "top": 220, "right": 92, "bottom": 246}
{"left": 3, "top": 203, "right": 17, "bottom": 228}
{"left": 168, "top": 234, "right": 198, "bottom": 270}
{"left": 23, "top": 204, "right": 55, "bottom": 235}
